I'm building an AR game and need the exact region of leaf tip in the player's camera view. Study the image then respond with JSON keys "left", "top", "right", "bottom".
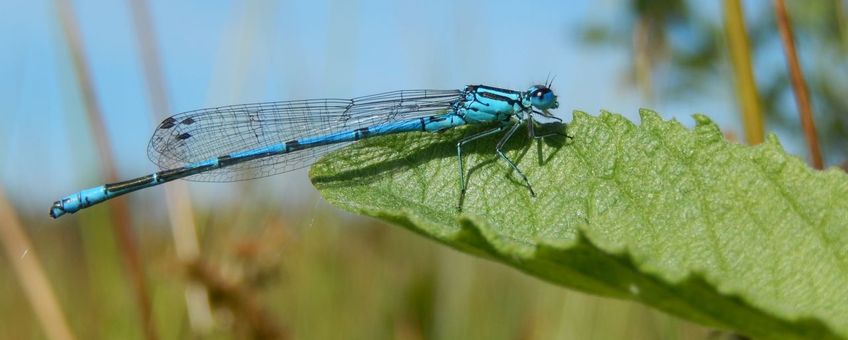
{"left": 692, "top": 114, "right": 713, "bottom": 126}
{"left": 691, "top": 114, "right": 723, "bottom": 144}
{"left": 571, "top": 110, "right": 590, "bottom": 121}
{"left": 597, "top": 109, "right": 615, "bottom": 121}
{"left": 638, "top": 108, "right": 662, "bottom": 122}
{"left": 765, "top": 132, "right": 783, "bottom": 147}
{"left": 599, "top": 110, "right": 639, "bottom": 134}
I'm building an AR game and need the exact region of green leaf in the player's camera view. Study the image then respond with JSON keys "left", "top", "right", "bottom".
{"left": 309, "top": 109, "right": 848, "bottom": 339}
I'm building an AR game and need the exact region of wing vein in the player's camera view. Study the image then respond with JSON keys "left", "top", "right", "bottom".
{"left": 147, "top": 89, "right": 463, "bottom": 182}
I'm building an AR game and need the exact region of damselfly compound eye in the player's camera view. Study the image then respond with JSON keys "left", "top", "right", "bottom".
{"left": 527, "top": 85, "right": 558, "bottom": 110}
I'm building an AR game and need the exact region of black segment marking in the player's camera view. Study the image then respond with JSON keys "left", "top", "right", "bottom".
{"left": 176, "top": 132, "right": 192, "bottom": 140}
{"left": 159, "top": 117, "right": 176, "bottom": 129}
{"left": 354, "top": 127, "right": 370, "bottom": 140}
{"left": 419, "top": 117, "right": 426, "bottom": 131}
{"left": 157, "top": 168, "right": 188, "bottom": 182}
{"left": 217, "top": 155, "right": 234, "bottom": 166}
{"left": 476, "top": 84, "right": 520, "bottom": 94}
{"left": 105, "top": 174, "right": 155, "bottom": 193}
{"left": 285, "top": 140, "right": 302, "bottom": 152}
{"left": 219, "top": 152, "right": 267, "bottom": 166}
{"left": 181, "top": 117, "right": 195, "bottom": 125}
{"left": 108, "top": 162, "right": 221, "bottom": 193}
{"left": 479, "top": 91, "right": 516, "bottom": 105}
{"left": 157, "top": 164, "right": 215, "bottom": 182}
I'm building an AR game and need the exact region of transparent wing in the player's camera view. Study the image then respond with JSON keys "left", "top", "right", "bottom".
{"left": 147, "top": 89, "right": 463, "bottom": 182}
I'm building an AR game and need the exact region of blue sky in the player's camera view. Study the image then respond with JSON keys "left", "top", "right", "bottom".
{"left": 2, "top": 0, "right": 756, "bottom": 213}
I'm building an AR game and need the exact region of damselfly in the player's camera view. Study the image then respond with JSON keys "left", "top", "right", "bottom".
{"left": 50, "top": 83, "right": 564, "bottom": 218}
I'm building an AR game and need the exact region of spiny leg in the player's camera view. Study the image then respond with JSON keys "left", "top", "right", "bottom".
{"left": 526, "top": 114, "right": 538, "bottom": 139}
{"left": 496, "top": 122, "right": 536, "bottom": 197}
{"left": 531, "top": 127, "right": 571, "bottom": 140}
{"left": 456, "top": 125, "right": 507, "bottom": 211}
{"left": 527, "top": 114, "right": 571, "bottom": 140}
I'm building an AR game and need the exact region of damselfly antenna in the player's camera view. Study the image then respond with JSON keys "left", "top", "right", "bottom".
{"left": 546, "top": 75, "right": 557, "bottom": 89}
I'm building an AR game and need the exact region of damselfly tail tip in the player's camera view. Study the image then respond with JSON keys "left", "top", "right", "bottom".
{"left": 49, "top": 201, "right": 67, "bottom": 219}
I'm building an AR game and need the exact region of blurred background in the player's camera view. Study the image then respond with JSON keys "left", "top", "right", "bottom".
{"left": 0, "top": 0, "right": 844, "bottom": 339}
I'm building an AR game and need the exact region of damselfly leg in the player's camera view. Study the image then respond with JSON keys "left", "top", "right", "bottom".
{"left": 456, "top": 125, "right": 507, "bottom": 210}
{"left": 495, "top": 121, "right": 536, "bottom": 198}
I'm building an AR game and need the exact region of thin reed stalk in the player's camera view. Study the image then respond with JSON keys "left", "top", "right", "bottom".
{"left": 0, "top": 189, "right": 75, "bottom": 340}
{"left": 723, "top": 0, "right": 764, "bottom": 145}
{"left": 773, "top": 0, "right": 824, "bottom": 169}
{"left": 126, "top": 0, "right": 214, "bottom": 333}
{"left": 54, "top": 0, "right": 157, "bottom": 338}
{"left": 633, "top": 17, "right": 654, "bottom": 101}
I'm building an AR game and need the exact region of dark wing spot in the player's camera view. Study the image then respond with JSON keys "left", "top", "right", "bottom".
{"left": 176, "top": 132, "right": 192, "bottom": 140}
{"left": 181, "top": 117, "right": 195, "bottom": 125}
{"left": 159, "top": 117, "right": 176, "bottom": 129}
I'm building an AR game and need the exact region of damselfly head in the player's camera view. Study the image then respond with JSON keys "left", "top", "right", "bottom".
{"left": 527, "top": 85, "right": 559, "bottom": 113}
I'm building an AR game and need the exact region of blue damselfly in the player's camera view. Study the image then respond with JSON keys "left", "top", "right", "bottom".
{"left": 50, "top": 83, "right": 563, "bottom": 218}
